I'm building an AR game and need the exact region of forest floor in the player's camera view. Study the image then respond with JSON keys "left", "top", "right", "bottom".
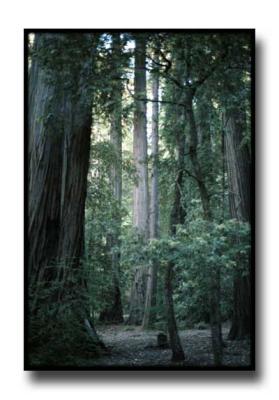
{"left": 87, "top": 324, "right": 251, "bottom": 368}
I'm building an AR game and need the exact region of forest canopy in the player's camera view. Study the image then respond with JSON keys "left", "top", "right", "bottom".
{"left": 26, "top": 30, "right": 254, "bottom": 369}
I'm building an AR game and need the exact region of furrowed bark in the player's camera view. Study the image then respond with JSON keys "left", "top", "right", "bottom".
{"left": 28, "top": 34, "right": 65, "bottom": 287}
{"left": 28, "top": 33, "right": 104, "bottom": 350}
{"left": 224, "top": 109, "right": 251, "bottom": 340}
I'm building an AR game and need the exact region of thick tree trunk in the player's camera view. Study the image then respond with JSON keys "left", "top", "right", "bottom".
{"left": 54, "top": 36, "right": 96, "bottom": 305}
{"left": 185, "top": 90, "right": 223, "bottom": 365}
{"left": 28, "top": 34, "right": 64, "bottom": 287}
{"left": 56, "top": 94, "right": 92, "bottom": 304}
{"left": 99, "top": 34, "right": 124, "bottom": 324}
{"left": 142, "top": 53, "right": 159, "bottom": 329}
{"left": 28, "top": 33, "right": 104, "bottom": 349}
{"left": 224, "top": 109, "right": 251, "bottom": 340}
{"left": 127, "top": 36, "right": 149, "bottom": 325}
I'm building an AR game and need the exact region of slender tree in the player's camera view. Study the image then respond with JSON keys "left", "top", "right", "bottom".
{"left": 127, "top": 35, "right": 149, "bottom": 325}
{"left": 142, "top": 48, "right": 160, "bottom": 329}
{"left": 160, "top": 48, "right": 186, "bottom": 361}
{"left": 161, "top": 35, "right": 225, "bottom": 364}
{"left": 184, "top": 88, "right": 223, "bottom": 366}
{"left": 164, "top": 121, "right": 186, "bottom": 362}
{"left": 99, "top": 33, "right": 124, "bottom": 323}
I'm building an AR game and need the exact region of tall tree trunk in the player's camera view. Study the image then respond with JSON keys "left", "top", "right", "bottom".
{"left": 132, "top": 36, "right": 149, "bottom": 236}
{"left": 56, "top": 93, "right": 92, "bottom": 303}
{"left": 142, "top": 52, "right": 159, "bottom": 329}
{"left": 224, "top": 109, "right": 251, "bottom": 340}
{"left": 28, "top": 34, "right": 64, "bottom": 288}
{"left": 165, "top": 129, "right": 186, "bottom": 361}
{"left": 186, "top": 91, "right": 212, "bottom": 220}
{"left": 160, "top": 49, "right": 186, "bottom": 361}
{"left": 127, "top": 36, "right": 149, "bottom": 325}
{"left": 185, "top": 89, "right": 223, "bottom": 365}
{"left": 28, "top": 33, "right": 104, "bottom": 348}
{"left": 99, "top": 34, "right": 124, "bottom": 324}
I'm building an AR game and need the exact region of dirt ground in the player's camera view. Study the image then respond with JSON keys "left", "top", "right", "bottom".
{"left": 87, "top": 324, "right": 251, "bottom": 368}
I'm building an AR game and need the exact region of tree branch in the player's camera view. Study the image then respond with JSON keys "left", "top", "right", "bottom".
{"left": 193, "top": 49, "right": 228, "bottom": 89}
{"left": 125, "top": 80, "right": 185, "bottom": 108}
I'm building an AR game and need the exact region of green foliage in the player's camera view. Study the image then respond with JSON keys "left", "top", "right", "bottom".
{"left": 85, "top": 143, "right": 120, "bottom": 314}
{"left": 119, "top": 217, "right": 250, "bottom": 327}
{"left": 85, "top": 131, "right": 137, "bottom": 315}
{"left": 172, "top": 218, "right": 250, "bottom": 325}
{"left": 28, "top": 263, "right": 100, "bottom": 367}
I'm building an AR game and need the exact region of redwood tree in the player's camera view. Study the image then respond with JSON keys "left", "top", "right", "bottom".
{"left": 28, "top": 33, "right": 103, "bottom": 347}
{"left": 142, "top": 47, "right": 160, "bottom": 329}
{"left": 99, "top": 33, "right": 124, "bottom": 323}
{"left": 28, "top": 34, "right": 65, "bottom": 287}
{"left": 127, "top": 35, "right": 149, "bottom": 325}
{"left": 224, "top": 106, "right": 251, "bottom": 340}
